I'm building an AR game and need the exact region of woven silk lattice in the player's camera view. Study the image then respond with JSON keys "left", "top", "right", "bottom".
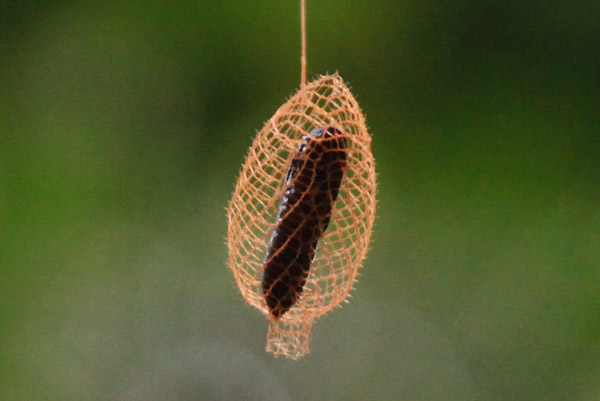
{"left": 227, "top": 73, "right": 376, "bottom": 359}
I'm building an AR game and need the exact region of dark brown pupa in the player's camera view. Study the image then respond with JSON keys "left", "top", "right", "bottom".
{"left": 261, "top": 126, "right": 347, "bottom": 319}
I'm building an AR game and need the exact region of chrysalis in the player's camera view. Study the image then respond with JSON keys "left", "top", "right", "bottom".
{"left": 262, "top": 126, "right": 347, "bottom": 319}
{"left": 227, "top": 74, "right": 376, "bottom": 359}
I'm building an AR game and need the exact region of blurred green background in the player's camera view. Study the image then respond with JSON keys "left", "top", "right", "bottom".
{"left": 2, "top": 1, "right": 599, "bottom": 400}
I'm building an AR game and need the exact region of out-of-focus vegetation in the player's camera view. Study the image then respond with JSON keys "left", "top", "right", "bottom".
{"left": 1, "top": 1, "right": 599, "bottom": 400}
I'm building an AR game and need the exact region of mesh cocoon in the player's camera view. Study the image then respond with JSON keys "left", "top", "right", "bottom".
{"left": 227, "top": 73, "right": 376, "bottom": 359}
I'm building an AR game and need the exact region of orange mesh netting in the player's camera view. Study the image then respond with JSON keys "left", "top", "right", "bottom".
{"left": 227, "top": 73, "right": 376, "bottom": 360}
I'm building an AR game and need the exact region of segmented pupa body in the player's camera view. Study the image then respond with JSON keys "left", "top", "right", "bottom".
{"left": 261, "top": 126, "right": 347, "bottom": 319}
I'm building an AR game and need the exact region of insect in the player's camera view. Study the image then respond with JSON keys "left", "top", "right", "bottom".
{"left": 226, "top": 0, "right": 375, "bottom": 361}
{"left": 261, "top": 126, "right": 347, "bottom": 319}
{"left": 227, "top": 74, "right": 376, "bottom": 360}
